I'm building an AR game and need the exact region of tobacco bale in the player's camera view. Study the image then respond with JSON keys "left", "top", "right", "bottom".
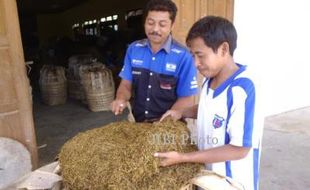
{"left": 59, "top": 120, "right": 202, "bottom": 190}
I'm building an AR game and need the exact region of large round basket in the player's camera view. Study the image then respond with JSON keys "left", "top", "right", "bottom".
{"left": 39, "top": 65, "right": 67, "bottom": 106}
{"left": 82, "top": 66, "right": 115, "bottom": 112}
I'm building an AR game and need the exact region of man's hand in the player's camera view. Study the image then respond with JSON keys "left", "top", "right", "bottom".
{"left": 160, "top": 110, "right": 183, "bottom": 122}
{"left": 154, "top": 151, "right": 183, "bottom": 167}
{"left": 111, "top": 99, "right": 127, "bottom": 115}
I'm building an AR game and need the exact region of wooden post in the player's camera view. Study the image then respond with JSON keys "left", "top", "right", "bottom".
{"left": 0, "top": 0, "right": 38, "bottom": 169}
{"left": 173, "top": 0, "right": 234, "bottom": 44}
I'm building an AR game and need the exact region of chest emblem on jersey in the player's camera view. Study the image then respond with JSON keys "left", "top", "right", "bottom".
{"left": 212, "top": 114, "right": 225, "bottom": 129}
{"left": 165, "top": 63, "right": 177, "bottom": 72}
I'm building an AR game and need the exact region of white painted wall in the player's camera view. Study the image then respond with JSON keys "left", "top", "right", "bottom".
{"left": 233, "top": 0, "right": 310, "bottom": 116}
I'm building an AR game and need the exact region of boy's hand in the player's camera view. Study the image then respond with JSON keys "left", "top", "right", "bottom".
{"left": 154, "top": 151, "right": 183, "bottom": 167}
{"left": 111, "top": 99, "right": 127, "bottom": 115}
{"left": 160, "top": 110, "right": 182, "bottom": 122}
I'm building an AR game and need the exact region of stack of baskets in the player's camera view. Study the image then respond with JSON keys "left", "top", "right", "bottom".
{"left": 39, "top": 65, "right": 67, "bottom": 106}
{"left": 67, "top": 55, "right": 94, "bottom": 102}
{"left": 40, "top": 55, "right": 115, "bottom": 111}
{"left": 81, "top": 65, "right": 115, "bottom": 112}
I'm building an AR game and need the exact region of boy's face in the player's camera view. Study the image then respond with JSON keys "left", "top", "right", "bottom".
{"left": 144, "top": 11, "right": 174, "bottom": 46}
{"left": 188, "top": 37, "right": 225, "bottom": 78}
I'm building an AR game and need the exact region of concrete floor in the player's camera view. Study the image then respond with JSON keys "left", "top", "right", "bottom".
{"left": 260, "top": 107, "right": 310, "bottom": 190}
{"left": 33, "top": 99, "right": 310, "bottom": 189}
{"left": 34, "top": 99, "right": 127, "bottom": 166}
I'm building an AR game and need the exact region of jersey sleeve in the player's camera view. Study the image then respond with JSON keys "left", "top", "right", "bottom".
{"left": 176, "top": 52, "right": 198, "bottom": 97}
{"left": 227, "top": 79, "right": 256, "bottom": 147}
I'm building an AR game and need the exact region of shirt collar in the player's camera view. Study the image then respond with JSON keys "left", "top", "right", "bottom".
{"left": 147, "top": 34, "right": 172, "bottom": 54}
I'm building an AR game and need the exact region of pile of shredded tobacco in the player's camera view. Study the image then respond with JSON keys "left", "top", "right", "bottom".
{"left": 59, "top": 119, "right": 202, "bottom": 190}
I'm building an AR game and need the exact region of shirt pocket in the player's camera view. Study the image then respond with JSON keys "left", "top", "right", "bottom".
{"left": 156, "top": 74, "right": 177, "bottom": 101}
{"left": 158, "top": 75, "right": 177, "bottom": 90}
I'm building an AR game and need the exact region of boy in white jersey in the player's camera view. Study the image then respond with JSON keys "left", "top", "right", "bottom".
{"left": 155, "top": 16, "right": 263, "bottom": 190}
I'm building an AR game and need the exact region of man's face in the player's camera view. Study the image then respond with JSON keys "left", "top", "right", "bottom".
{"left": 144, "top": 11, "right": 173, "bottom": 46}
{"left": 188, "top": 37, "right": 224, "bottom": 78}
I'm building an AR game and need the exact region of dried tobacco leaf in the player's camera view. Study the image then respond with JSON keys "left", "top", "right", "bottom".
{"left": 59, "top": 120, "right": 202, "bottom": 190}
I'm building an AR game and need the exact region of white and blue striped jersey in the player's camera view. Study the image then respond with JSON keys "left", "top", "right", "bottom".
{"left": 197, "top": 64, "right": 263, "bottom": 190}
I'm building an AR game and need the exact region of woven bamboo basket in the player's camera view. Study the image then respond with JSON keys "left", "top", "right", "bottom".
{"left": 67, "top": 55, "right": 103, "bottom": 102}
{"left": 82, "top": 67, "right": 115, "bottom": 112}
{"left": 67, "top": 55, "right": 90, "bottom": 100}
{"left": 67, "top": 54, "right": 95, "bottom": 81}
{"left": 39, "top": 65, "right": 67, "bottom": 106}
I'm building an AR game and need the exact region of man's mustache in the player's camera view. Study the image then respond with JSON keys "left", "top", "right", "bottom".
{"left": 149, "top": 32, "right": 161, "bottom": 37}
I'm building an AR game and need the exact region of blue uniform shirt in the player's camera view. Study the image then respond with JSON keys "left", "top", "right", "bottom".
{"left": 119, "top": 35, "right": 198, "bottom": 122}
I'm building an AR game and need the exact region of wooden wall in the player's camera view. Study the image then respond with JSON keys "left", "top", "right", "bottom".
{"left": 173, "top": 0, "right": 234, "bottom": 45}
{"left": 0, "top": 0, "right": 38, "bottom": 168}
{"left": 172, "top": 0, "right": 234, "bottom": 88}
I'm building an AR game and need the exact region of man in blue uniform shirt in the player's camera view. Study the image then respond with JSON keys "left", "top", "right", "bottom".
{"left": 111, "top": 0, "right": 198, "bottom": 122}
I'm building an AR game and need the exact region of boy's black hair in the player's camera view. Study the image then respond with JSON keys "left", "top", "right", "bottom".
{"left": 186, "top": 16, "right": 237, "bottom": 56}
{"left": 144, "top": 0, "right": 178, "bottom": 23}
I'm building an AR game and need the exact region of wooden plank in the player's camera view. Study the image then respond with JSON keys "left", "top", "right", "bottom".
{"left": 207, "top": 0, "right": 215, "bottom": 15}
{"left": 0, "top": 111, "right": 24, "bottom": 144}
{"left": 199, "top": 0, "right": 208, "bottom": 19}
{"left": 0, "top": 0, "right": 5, "bottom": 35}
{"left": 0, "top": 35, "right": 8, "bottom": 47}
{"left": 213, "top": 0, "right": 227, "bottom": 17}
{"left": 173, "top": 0, "right": 196, "bottom": 44}
{"left": 0, "top": 49, "right": 19, "bottom": 113}
{"left": 194, "top": 0, "right": 201, "bottom": 20}
{"left": 226, "top": 0, "right": 234, "bottom": 22}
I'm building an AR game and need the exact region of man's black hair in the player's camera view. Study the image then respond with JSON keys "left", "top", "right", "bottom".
{"left": 186, "top": 16, "right": 237, "bottom": 56}
{"left": 144, "top": 0, "right": 178, "bottom": 23}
